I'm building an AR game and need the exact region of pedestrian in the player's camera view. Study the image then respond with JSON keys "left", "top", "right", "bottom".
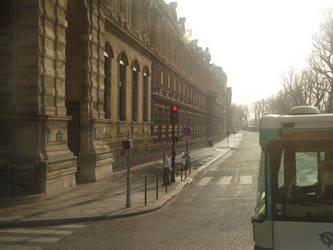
{"left": 162, "top": 153, "right": 171, "bottom": 186}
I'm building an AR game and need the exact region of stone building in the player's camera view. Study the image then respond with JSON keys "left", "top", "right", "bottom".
{"left": 0, "top": 0, "right": 231, "bottom": 197}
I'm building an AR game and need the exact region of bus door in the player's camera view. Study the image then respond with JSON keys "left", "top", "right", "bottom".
{"left": 252, "top": 150, "right": 274, "bottom": 250}
{"left": 270, "top": 141, "right": 333, "bottom": 250}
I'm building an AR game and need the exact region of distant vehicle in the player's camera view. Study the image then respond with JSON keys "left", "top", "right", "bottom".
{"left": 247, "top": 126, "right": 257, "bottom": 131}
{"left": 232, "top": 128, "right": 239, "bottom": 133}
{"left": 252, "top": 106, "right": 333, "bottom": 250}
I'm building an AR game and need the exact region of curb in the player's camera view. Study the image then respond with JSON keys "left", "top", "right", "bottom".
{"left": 0, "top": 138, "right": 241, "bottom": 228}
{"left": 0, "top": 179, "right": 191, "bottom": 228}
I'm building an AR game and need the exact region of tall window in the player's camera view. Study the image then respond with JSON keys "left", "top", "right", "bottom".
{"left": 104, "top": 43, "right": 113, "bottom": 119}
{"left": 118, "top": 52, "right": 128, "bottom": 121}
{"left": 131, "top": 60, "right": 140, "bottom": 121}
{"left": 143, "top": 66, "right": 150, "bottom": 122}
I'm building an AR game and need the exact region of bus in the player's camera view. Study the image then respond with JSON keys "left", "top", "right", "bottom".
{"left": 252, "top": 106, "right": 333, "bottom": 250}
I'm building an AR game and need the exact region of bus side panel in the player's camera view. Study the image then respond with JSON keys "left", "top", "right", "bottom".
{"left": 254, "top": 221, "right": 274, "bottom": 250}
{"left": 273, "top": 221, "right": 333, "bottom": 250}
{"left": 259, "top": 128, "right": 280, "bottom": 147}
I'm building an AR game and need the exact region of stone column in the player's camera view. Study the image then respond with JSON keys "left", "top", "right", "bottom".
{"left": 78, "top": 0, "right": 113, "bottom": 182}
{"left": 137, "top": 72, "right": 143, "bottom": 124}
{"left": 125, "top": 66, "right": 132, "bottom": 123}
{"left": 0, "top": 0, "right": 78, "bottom": 196}
{"left": 148, "top": 74, "right": 152, "bottom": 123}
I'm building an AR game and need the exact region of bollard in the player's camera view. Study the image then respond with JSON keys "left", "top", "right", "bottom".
{"left": 189, "top": 158, "right": 191, "bottom": 175}
{"left": 156, "top": 175, "right": 158, "bottom": 200}
{"left": 165, "top": 180, "right": 167, "bottom": 193}
{"left": 144, "top": 176, "right": 147, "bottom": 206}
{"left": 185, "top": 165, "right": 187, "bottom": 180}
{"left": 11, "top": 163, "right": 15, "bottom": 198}
{"left": 181, "top": 164, "right": 183, "bottom": 181}
{"left": 35, "top": 163, "right": 39, "bottom": 193}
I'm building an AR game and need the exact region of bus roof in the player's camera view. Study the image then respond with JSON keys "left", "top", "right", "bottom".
{"left": 260, "top": 114, "right": 333, "bottom": 129}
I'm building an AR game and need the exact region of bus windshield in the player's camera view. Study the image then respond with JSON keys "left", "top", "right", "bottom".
{"left": 270, "top": 139, "right": 333, "bottom": 222}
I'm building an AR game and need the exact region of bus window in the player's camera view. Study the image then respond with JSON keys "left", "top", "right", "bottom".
{"left": 271, "top": 142, "right": 333, "bottom": 221}
{"left": 278, "top": 151, "right": 284, "bottom": 188}
{"left": 255, "top": 150, "right": 266, "bottom": 221}
{"left": 295, "top": 152, "right": 318, "bottom": 187}
{"left": 275, "top": 150, "right": 320, "bottom": 200}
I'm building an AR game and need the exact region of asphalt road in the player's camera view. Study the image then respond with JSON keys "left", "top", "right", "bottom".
{"left": 1, "top": 131, "right": 260, "bottom": 250}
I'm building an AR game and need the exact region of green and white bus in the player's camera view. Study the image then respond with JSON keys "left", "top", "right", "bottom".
{"left": 252, "top": 106, "right": 333, "bottom": 250}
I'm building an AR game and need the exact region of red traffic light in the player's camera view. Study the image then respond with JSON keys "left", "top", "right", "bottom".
{"left": 172, "top": 106, "right": 178, "bottom": 112}
{"left": 170, "top": 105, "right": 179, "bottom": 123}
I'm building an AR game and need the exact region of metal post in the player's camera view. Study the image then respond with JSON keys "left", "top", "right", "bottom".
{"left": 11, "top": 163, "right": 15, "bottom": 198}
{"left": 181, "top": 163, "right": 183, "bottom": 181}
{"left": 186, "top": 139, "right": 189, "bottom": 155}
{"left": 35, "top": 163, "right": 39, "bottom": 193}
{"left": 227, "top": 135, "right": 229, "bottom": 148}
{"left": 156, "top": 175, "right": 158, "bottom": 200}
{"left": 185, "top": 164, "right": 187, "bottom": 180}
{"left": 126, "top": 131, "right": 131, "bottom": 208}
{"left": 189, "top": 155, "right": 191, "bottom": 175}
{"left": 165, "top": 181, "right": 167, "bottom": 193}
{"left": 144, "top": 176, "right": 147, "bottom": 206}
{"left": 170, "top": 122, "right": 176, "bottom": 183}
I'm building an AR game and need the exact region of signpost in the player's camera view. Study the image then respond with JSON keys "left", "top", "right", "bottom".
{"left": 182, "top": 127, "right": 192, "bottom": 155}
{"left": 170, "top": 105, "right": 179, "bottom": 183}
{"left": 123, "top": 131, "right": 132, "bottom": 208}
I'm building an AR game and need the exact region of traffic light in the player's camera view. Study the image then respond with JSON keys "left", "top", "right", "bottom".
{"left": 122, "top": 139, "right": 132, "bottom": 149}
{"left": 170, "top": 105, "right": 179, "bottom": 123}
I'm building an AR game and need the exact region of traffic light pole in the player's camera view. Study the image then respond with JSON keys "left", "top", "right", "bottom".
{"left": 170, "top": 122, "right": 176, "bottom": 183}
{"left": 126, "top": 131, "right": 131, "bottom": 208}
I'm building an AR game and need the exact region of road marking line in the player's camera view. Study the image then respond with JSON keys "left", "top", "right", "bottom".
{"left": 0, "top": 246, "right": 42, "bottom": 250}
{"left": 0, "top": 229, "right": 74, "bottom": 235}
{"left": 217, "top": 176, "right": 232, "bottom": 185}
{"left": 233, "top": 169, "right": 240, "bottom": 184}
{"left": 240, "top": 175, "right": 252, "bottom": 184}
{"left": 0, "top": 236, "right": 30, "bottom": 242}
{"left": 29, "top": 237, "right": 60, "bottom": 243}
{"left": 197, "top": 177, "right": 212, "bottom": 186}
{"left": 51, "top": 231, "right": 74, "bottom": 235}
{"left": 50, "top": 224, "right": 86, "bottom": 229}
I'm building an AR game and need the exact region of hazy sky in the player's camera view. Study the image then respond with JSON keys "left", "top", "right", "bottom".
{"left": 165, "top": 0, "right": 333, "bottom": 105}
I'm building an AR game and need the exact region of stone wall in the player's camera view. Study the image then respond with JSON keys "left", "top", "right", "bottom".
{"left": 0, "top": 0, "right": 230, "bottom": 197}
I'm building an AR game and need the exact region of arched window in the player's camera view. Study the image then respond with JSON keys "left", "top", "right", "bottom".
{"left": 131, "top": 59, "right": 140, "bottom": 121}
{"left": 143, "top": 66, "right": 150, "bottom": 122}
{"left": 104, "top": 42, "right": 113, "bottom": 119}
{"left": 117, "top": 52, "right": 129, "bottom": 121}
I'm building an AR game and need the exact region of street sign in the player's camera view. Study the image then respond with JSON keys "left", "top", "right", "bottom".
{"left": 182, "top": 127, "right": 192, "bottom": 137}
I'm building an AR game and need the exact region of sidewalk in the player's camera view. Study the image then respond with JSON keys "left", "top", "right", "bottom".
{"left": 0, "top": 133, "right": 243, "bottom": 228}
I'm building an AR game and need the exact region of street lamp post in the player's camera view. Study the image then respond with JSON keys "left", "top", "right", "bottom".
{"left": 170, "top": 105, "right": 179, "bottom": 183}
{"left": 171, "top": 122, "right": 176, "bottom": 183}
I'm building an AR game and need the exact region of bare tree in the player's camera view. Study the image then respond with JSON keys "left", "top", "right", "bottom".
{"left": 251, "top": 9, "right": 333, "bottom": 116}
{"left": 303, "top": 67, "right": 328, "bottom": 111}
{"left": 231, "top": 104, "right": 249, "bottom": 129}
{"left": 281, "top": 68, "right": 311, "bottom": 107}
{"left": 309, "top": 10, "right": 333, "bottom": 112}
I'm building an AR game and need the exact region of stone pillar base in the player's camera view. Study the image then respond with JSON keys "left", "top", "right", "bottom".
{"left": 0, "top": 157, "right": 77, "bottom": 197}
{"left": 78, "top": 151, "right": 114, "bottom": 183}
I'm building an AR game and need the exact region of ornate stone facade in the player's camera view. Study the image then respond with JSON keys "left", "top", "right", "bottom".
{"left": 0, "top": 0, "right": 231, "bottom": 197}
